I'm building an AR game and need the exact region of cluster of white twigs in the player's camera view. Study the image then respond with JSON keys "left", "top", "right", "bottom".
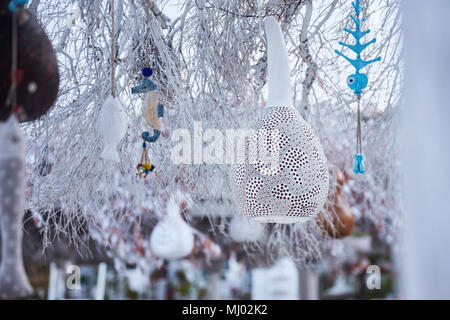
{"left": 23, "top": 0, "right": 402, "bottom": 267}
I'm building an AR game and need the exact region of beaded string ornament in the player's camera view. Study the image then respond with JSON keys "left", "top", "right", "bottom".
{"left": 133, "top": 0, "right": 164, "bottom": 178}
{"left": 335, "top": 0, "right": 381, "bottom": 174}
{"left": 136, "top": 140, "right": 154, "bottom": 178}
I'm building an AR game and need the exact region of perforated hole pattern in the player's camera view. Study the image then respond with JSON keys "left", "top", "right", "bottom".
{"left": 230, "top": 106, "right": 329, "bottom": 223}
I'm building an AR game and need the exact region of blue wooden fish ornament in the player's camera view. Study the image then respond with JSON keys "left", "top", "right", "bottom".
{"left": 335, "top": 0, "right": 381, "bottom": 174}
{"left": 335, "top": 0, "right": 381, "bottom": 97}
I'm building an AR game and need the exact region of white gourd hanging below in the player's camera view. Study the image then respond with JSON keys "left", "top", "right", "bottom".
{"left": 230, "top": 17, "right": 329, "bottom": 224}
{"left": 150, "top": 197, "right": 194, "bottom": 260}
{"left": 98, "top": 95, "right": 127, "bottom": 162}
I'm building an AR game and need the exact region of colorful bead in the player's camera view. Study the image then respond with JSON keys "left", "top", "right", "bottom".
{"left": 142, "top": 67, "right": 153, "bottom": 78}
{"left": 144, "top": 163, "right": 152, "bottom": 170}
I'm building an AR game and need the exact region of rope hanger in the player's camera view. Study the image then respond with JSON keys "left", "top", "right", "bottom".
{"left": 5, "top": 1, "right": 28, "bottom": 112}
{"left": 145, "top": 0, "right": 150, "bottom": 68}
{"left": 110, "top": 0, "right": 116, "bottom": 97}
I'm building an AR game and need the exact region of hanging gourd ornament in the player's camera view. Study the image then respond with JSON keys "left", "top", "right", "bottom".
{"left": 230, "top": 17, "right": 329, "bottom": 224}
{"left": 150, "top": 197, "right": 194, "bottom": 260}
{"left": 335, "top": 0, "right": 381, "bottom": 174}
{"left": 0, "top": 0, "right": 59, "bottom": 122}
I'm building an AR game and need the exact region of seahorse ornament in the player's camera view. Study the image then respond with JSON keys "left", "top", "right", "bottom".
{"left": 132, "top": 67, "right": 164, "bottom": 177}
{"left": 335, "top": 0, "right": 381, "bottom": 174}
{"left": 0, "top": 115, "right": 33, "bottom": 299}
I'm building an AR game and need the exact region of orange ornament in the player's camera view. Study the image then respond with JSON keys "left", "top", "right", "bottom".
{"left": 316, "top": 169, "right": 355, "bottom": 238}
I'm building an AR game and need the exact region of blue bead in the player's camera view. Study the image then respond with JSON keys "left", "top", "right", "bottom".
{"left": 142, "top": 143, "right": 147, "bottom": 148}
{"left": 142, "top": 67, "right": 153, "bottom": 78}
{"left": 9, "top": 0, "right": 28, "bottom": 11}
{"left": 353, "top": 153, "right": 365, "bottom": 175}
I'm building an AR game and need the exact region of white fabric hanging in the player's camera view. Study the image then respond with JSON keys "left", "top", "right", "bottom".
{"left": 400, "top": 0, "right": 450, "bottom": 299}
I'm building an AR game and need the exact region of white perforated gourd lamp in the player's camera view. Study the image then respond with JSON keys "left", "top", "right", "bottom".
{"left": 230, "top": 17, "right": 329, "bottom": 224}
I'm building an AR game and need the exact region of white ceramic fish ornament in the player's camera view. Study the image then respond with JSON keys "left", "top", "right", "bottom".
{"left": 229, "top": 215, "right": 265, "bottom": 243}
{"left": 150, "top": 197, "right": 194, "bottom": 260}
{"left": 230, "top": 17, "right": 329, "bottom": 224}
{"left": 98, "top": 95, "right": 127, "bottom": 162}
{"left": 0, "top": 115, "right": 33, "bottom": 299}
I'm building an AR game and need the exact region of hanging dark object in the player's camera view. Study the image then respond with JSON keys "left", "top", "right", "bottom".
{"left": 0, "top": 0, "right": 59, "bottom": 123}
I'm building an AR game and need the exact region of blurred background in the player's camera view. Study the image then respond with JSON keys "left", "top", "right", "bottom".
{"left": 18, "top": 201, "right": 396, "bottom": 300}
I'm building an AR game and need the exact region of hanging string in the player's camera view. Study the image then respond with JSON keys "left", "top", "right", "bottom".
{"left": 110, "top": 0, "right": 116, "bottom": 97}
{"left": 145, "top": 0, "right": 150, "bottom": 67}
{"left": 5, "top": 6, "right": 19, "bottom": 111}
{"left": 134, "top": 0, "right": 161, "bottom": 177}
{"left": 353, "top": 95, "right": 365, "bottom": 174}
{"left": 356, "top": 95, "right": 362, "bottom": 155}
